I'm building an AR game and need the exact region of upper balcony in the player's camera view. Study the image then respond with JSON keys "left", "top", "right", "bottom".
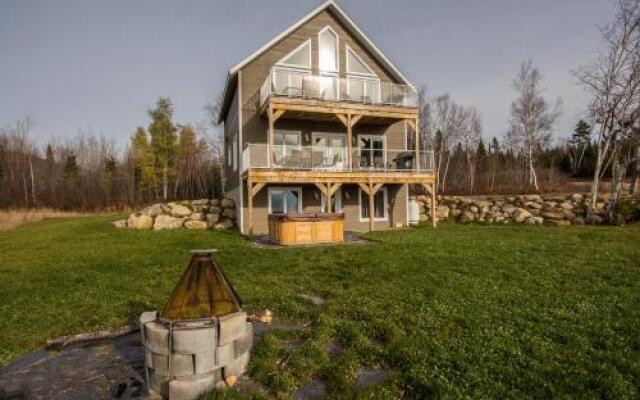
{"left": 259, "top": 69, "right": 419, "bottom": 123}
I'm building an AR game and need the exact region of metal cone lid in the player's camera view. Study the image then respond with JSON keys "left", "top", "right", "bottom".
{"left": 160, "top": 249, "right": 242, "bottom": 320}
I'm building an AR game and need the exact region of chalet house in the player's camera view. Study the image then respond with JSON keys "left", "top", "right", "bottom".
{"left": 218, "top": 0, "right": 436, "bottom": 236}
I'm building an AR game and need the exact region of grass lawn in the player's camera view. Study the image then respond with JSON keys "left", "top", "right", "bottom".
{"left": 1, "top": 216, "right": 639, "bottom": 399}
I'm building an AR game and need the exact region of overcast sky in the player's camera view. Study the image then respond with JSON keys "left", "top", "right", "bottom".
{"left": 0, "top": 0, "right": 615, "bottom": 148}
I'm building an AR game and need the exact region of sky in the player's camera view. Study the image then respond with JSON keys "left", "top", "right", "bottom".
{"left": 0, "top": 0, "right": 615, "bottom": 149}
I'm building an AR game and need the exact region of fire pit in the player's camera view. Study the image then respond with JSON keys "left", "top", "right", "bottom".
{"left": 139, "top": 249, "right": 252, "bottom": 399}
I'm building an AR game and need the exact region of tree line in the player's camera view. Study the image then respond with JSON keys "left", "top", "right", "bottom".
{"left": 0, "top": 98, "right": 224, "bottom": 210}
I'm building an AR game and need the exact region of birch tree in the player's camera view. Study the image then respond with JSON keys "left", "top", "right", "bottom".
{"left": 506, "top": 60, "right": 562, "bottom": 192}
{"left": 574, "top": 0, "right": 640, "bottom": 219}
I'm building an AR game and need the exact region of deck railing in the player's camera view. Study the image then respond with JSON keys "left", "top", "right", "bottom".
{"left": 243, "top": 144, "right": 434, "bottom": 173}
{"left": 259, "top": 69, "right": 419, "bottom": 108}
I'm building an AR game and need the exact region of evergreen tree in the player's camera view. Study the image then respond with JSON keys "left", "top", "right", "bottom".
{"left": 63, "top": 154, "right": 80, "bottom": 179}
{"left": 569, "top": 120, "right": 592, "bottom": 175}
{"left": 476, "top": 138, "right": 487, "bottom": 164}
{"left": 148, "top": 97, "right": 177, "bottom": 200}
{"left": 131, "top": 126, "right": 156, "bottom": 197}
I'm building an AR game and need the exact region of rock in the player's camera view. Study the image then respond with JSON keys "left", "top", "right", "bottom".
{"left": 541, "top": 211, "right": 563, "bottom": 220}
{"left": 450, "top": 209, "right": 462, "bottom": 218}
{"left": 589, "top": 215, "right": 604, "bottom": 224}
{"left": 222, "top": 208, "right": 236, "bottom": 219}
{"left": 524, "top": 202, "right": 542, "bottom": 210}
{"left": 211, "top": 199, "right": 221, "bottom": 206}
{"left": 140, "top": 203, "right": 164, "bottom": 217}
{"left": 225, "top": 375, "right": 238, "bottom": 388}
{"left": 112, "top": 219, "right": 127, "bottom": 229}
{"left": 524, "top": 216, "right": 544, "bottom": 225}
{"left": 127, "top": 213, "right": 153, "bottom": 230}
{"left": 502, "top": 205, "right": 516, "bottom": 215}
{"left": 209, "top": 206, "right": 222, "bottom": 214}
{"left": 191, "top": 199, "right": 210, "bottom": 206}
{"left": 184, "top": 220, "right": 208, "bottom": 230}
{"left": 460, "top": 211, "right": 475, "bottom": 223}
{"left": 563, "top": 210, "right": 576, "bottom": 220}
{"left": 559, "top": 202, "right": 573, "bottom": 210}
{"left": 435, "top": 205, "right": 449, "bottom": 219}
{"left": 153, "top": 215, "right": 185, "bottom": 230}
{"left": 573, "top": 216, "right": 586, "bottom": 225}
{"left": 169, "top": 204, "right": 192, "bottom": 218}
{"left": 214, "top": 219, "right": 234, "bottom": 230}
{"left": 513, "top": 208, "right": 533, "bottom": 223}
{"left": 469, "top": 206, "right": 479, "bottom": 213}
{"left": 524, "top": 195, "right": 542, "bottom": 202}
{"left": 190, "top": 213, "right": 204, "bottom": 221}
{"left": 570, "top": 193, "right": 584, "bottom": 201}
{"left": 542, "top": 201, "right": 557, "bottom": 210}
{"left": 205, "top": 213, "right": 220, "bottom": 224}
{"left": 221, "top": 199, "right": 235, "bottom": 209}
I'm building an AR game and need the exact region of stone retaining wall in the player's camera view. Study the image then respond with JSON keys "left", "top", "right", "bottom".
{"left": 413, "top": 193, "right": 636, "bottom": 226}
{"left": 113, "top": 198, "right": 236, "bottom": 231}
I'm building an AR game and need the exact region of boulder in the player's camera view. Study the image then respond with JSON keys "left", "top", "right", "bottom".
{"left": 450, "top": 209, "right": 462, "bottom": 219}
{"left": 214, "top": 219, "right": 235, "bottom": 230}
{"left": 127, "top": 213, "right": 154, "bottom": 230}
{"left": 435, "top": 205, "right": 449, "bottom": 219}
{"left": 460, "top": 211, "right": 475, "bottom": 223}
{"left": 184, "top": 220, "right": 208, "bottom": 230}
{"left": 542, "top": 201, "right": 557, "bottom": 210}
{"left": 469, "top": 206, "right": 479, "bottom": 213}
{"left": 191, "top": 199, "right": 210, "bottom": 206}
{"left": 572, "top": 216, "right": 586, "bottom": 225}
{"left": 154, "top": 215, "right": 186, "bottom": 230}
{"left": 562, "top": 210, "right": 576, "bottom": 220}
{"left": 541, "top": 211, "right": 564, "bottom": 220}
{"left": 140, "top": 203, "right": 164, "bottom": 217}
{"left": 221, "top": 199, "right": 235, "bottom": 209}
{"left": 524, "top": 216, "right": 544, "bottom": 225}
{"left": 189, "top": 213, "right": 204, "bottom": 221}
{"left": 211, "top": 199, "right": 221, "bottom": 207}
{"left": 112, "top": 219, "right": 127, "bottom": 229}
{"left": 502, "top": 205, "right": 516, "bottom": 215}
{"left": 169, "top": 204, "right": 192, "bottom": 218}
{"left": 205, "top": 213, "right": 220, "bottom": 224}
{"left": 209, "top": 206, "right": 222, "bottom": 214}
{"left": 570, "top": 193, "right": 584, "bottom": 201}
{"left": 524, "top": 201, "right": 542, "bottom": 210}
{"left": 222, "top": 208, "right": 236, "bottom": 219}
{"left": 559, "top": 202, "right": 573, "bottom": 210}
{"left": 513, "top": 208, "right": 533, "bottom": 223}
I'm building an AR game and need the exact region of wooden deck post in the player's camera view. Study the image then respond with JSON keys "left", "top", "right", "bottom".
{"left": 415, "top": 117, "right": 420, "bottom": 171}
{"left": 268, "top": 104, "right": 274, "bottom": 168}
{"left": 347, "top": 114, "right": 353, "bottom": 171}
{"left": 359, "top": 182, "right": 383, "bottom": 232}
{"left": 247, "top": 179, "right": 253, "bottom": 235}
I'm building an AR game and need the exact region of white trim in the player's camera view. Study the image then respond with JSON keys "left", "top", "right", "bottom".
{"left": 268, "top": 186, "right": 303, "bottom": 214}
{"left": 318, "top": 26, "right": 339, "bottom": 73}
{"left": 357, "top": 134, "right": 387, "bottom": 169}
{"left": 358, "top": 186, "right": 389, "bottom": 222}
{"left": 238, "top": 70, "right": 244, "bottom": 234}
{"left": 275, "top": 39, "right": 312, "bottom": 69}
{"left": 320, "top": 188, "right": 343, "bottom": 213}
{"left": 345, "top": 45, "right": 376, "bottom": 77}
{"left": 227, "top": 1, "right": 411, "bottom": 84}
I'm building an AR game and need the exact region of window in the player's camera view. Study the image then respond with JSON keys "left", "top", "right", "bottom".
{"left": 273, "top": 40, "right": 312, "bottom": 97}
{"left": 277, "top": 40, "right": 311, "bottom": 69}
{"left": 273, "top": 130, "right": 301, "bottom": 167}
{"left": 359, "top": 187, "right": 388, "bottom": 221}
{"left": 269, "top": 187, "right": 302, "bottom": 214}
{"left": 358, "top": 135, "right": 385, "bottom": 169}
{"left": 321, "top": 188, "right": 342, "bottom": 213}
{"left": 319, "top": 27, "right": 338, "bottom": 72}
{"left": 346, "top": 46, "right": 375, "bottom": 76}
{"left": 312, "top": 133, "right": 347, "bottom": 169}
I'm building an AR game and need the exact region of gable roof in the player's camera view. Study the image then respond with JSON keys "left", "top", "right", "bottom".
{"left": 218, "top": 0, "right": 412, "bottom": 122}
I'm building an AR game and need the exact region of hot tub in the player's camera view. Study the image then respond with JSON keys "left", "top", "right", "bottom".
{"left": 268, "top": 213, "right": 344, "bottom": 245}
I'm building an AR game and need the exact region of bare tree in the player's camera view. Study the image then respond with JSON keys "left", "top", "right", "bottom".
{"left": 506, "top": 60, "right": 562, "bottom": 192}
{"left": 574, "top": 0, "right": 640, "bottom": 219}
{"left": 460, "top": 107, "right": 482, "bottom": 193}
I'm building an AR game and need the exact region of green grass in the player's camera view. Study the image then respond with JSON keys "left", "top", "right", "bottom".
{"left": 1, "top": 216, "right": 639, "bottom": 399}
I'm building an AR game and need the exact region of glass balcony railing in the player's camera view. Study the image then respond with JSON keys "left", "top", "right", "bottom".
{"left": 243, "top": 144, "right": 434, "bottom": 173}
{"left": 259, "top": 69, "right": 419, "bottom": 108}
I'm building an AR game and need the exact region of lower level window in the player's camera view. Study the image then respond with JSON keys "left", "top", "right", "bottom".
{"left": 269, "top": 187, "right": 302, "bottom": 214}
{"left": 360, "top": 188, "right": 388, "bottom": 220}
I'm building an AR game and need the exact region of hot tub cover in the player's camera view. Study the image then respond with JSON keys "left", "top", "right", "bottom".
{"left": 160, "top": 249, "right": 242, "bottom": 320}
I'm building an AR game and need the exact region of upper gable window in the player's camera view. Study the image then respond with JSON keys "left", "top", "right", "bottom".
{"left": 319, "top": 27, "right": 338, "bottom": 72}
{"left": 346, "top": 46, "right": 376, "bottom": 76}
{"left": 276, "top": 40, "right": 312, "bottom": 69}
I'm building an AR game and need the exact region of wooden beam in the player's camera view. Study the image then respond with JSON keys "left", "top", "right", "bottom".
{"left": 248, "top": 170, "right": 436, "bottom": 185}
{"left": 272, "top": 109, "right": 286, "bottom": 123}
{"left": 268, "top": 104, "right": 275, "bottom": 168}
{"left": 350, "top": 114, "right": 363, "bottom": 128}
{"left": 247, "top": 179, "right": 254, "bottom": 236}
{"left": 328, "top": 182, "right": 342, "bottom": 198}
{"left": 405, "top": 118, "right": 416, "bottom": 131}
{"left": 335, "top": 113, "right": 348, "bottom": 127}
{"left": 251, "top": 182, "right": 266, "bottom": 198}
{"left": 347, "top": 114, "right": 353, "bottom": 171}
{"left": 358, "top": 182, "right": 371, "bottom": 196}
{"left": 267, "top": 98, "right": 417, "bottom": 120}
{"left": 370, "top": 182, "right": 384, "bottom": 195}
{"left": 368, "top": 183, "right": 375, "bottom": 232}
